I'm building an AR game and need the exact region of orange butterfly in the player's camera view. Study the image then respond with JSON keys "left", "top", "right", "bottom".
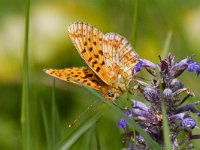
{"left": 44, "top": 22, "right": 138, "bottom": 101}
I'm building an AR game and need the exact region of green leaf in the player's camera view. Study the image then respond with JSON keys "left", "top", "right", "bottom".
{"left": 82, "top": 127, "right": 94, "bottom": 150}
{"left": 51, "top": 78, "right": 56, "bottom": 149}
{"left": 131, "top": 0, "right": 138, "bottom": 47}
{"left": 40, "top": 100, "right": 51, "bottom": 150}
{"left": 161, "top": 30, "right": 173, "bottom": 58}
{"left": 95, "top": 126, "right": 101, "bottom": 150}
{"left": 21, "top": 0, "right": 31, "bottom": 149}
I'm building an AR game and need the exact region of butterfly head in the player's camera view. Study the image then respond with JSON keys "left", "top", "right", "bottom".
{"left": 101, "top": 87, "right": 122, "bottom": 101}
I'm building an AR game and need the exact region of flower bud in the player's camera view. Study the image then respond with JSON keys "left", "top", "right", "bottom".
{"left": 163, "top": 88, "right": 173, "bottom": 102}
{"left": 170, "top": 79, "right": 184, "bottom": 92}
{"left": 181, "top": 117, "right": 196, "bottom": 129}
{"left": 124, "top": 108, "right": 132, "bottom": 119}
{"left": 118, "top": 119, "right": 127, "bottom": 130}
{"left": 132, "top": 58, "right": 156, "bottom": 76}
{"left": 143, "top": 86, "right": 160, "bottom": 103}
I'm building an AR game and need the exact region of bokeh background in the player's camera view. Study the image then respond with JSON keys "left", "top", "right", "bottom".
{"left": 0, "top": 0, "right": 200, "bottom": 149}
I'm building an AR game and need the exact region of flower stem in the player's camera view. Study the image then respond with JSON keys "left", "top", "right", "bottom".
{"left": 161, "top": 96, "right": 171, "bottom": 150}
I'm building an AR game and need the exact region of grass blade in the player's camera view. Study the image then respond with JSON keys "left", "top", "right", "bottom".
{"left": 95, "top": 126, "right": 101, "bottom": 150}
{"left": 40, "top": 100, "right": 51, "bottom": 150}
{"left": 132, "top": 0, "right": 138, "bottom": 47}
{"left": 161, "top": 30, "right": 173, "bottom": 58}
{"left": 82, "top": 127, "right": 93, "bottom": 150}
{"left": 21, "top": 0, "right": 30, "bottom": 149}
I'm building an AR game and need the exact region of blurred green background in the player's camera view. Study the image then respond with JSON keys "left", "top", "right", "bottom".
{"left": 0, "top": 0, "right": 200, "bottom": 149}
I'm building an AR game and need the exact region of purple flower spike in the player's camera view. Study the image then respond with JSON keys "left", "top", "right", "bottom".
{"left": 132, "top": 58, "right": 156, "bottom": 75}
{"left": 196, "top": 67, "right": 200, "bottom": 76}
{"left": 170, "top": 79, "right": 184, "bottom": 92}
{"left": 171, "top": 56, "right": 200, "bottom": 77}
{"left": 136, "top": 135, "right": 144, "bottom": 143}
{"left": 187, "top": 61, "right": 197, "bottom": 72}
{"left": 131, "top": 100, "right": 150, "bottom": 112}
{"left": 173, "top": 57, "right": 190, "bottom": 68}
{"left": 168, "top": 113, "right": 186, "bottom": 121}
{"left": 118, "top": 118, "right": 127, "bottom": 130}
{"left": 171, "top": 57, "right": 191, "bottom": 77}
{"left": 134, "top": 61, "right": 143, "bottom": 72}
{"left": 128, "top": 144, "right": 134, "bottom": 150}
{"left": 118, "top": 53, "right": 200, "bottom": 149}
{"left": 143, "top": 86, "right": 160, "bottom": 103}
{"left": 163, "top": 88, "right": 173, "bottom": 102}
{"left": 187, "top": 60, "right": 200, "bottom": 76}
{"left": 181, "top": 117, "right": 196, "bottom": 129}
{"left": 124, "top": 108, "right": 132, "bottom": 119}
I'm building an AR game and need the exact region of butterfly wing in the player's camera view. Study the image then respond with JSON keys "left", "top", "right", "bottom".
{"left": 44, "top": 68, "right": 120, "bottom": 99}
{"left": 68, "top": 22, "right": 110, "bottom": 85}
{"left": 44, "top": 68, "right": 104, "bottom": 90}
{"left": 103, "top": 33, "right": 138, "bottom": 87}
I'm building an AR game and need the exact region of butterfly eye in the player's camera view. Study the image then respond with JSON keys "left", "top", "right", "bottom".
{"left": 107, "top": 90, "right": 114, "bottom": 97}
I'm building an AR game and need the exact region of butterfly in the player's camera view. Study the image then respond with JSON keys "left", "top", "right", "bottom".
{"left": 44, "top": 22, "right": 138, "bottom": 101}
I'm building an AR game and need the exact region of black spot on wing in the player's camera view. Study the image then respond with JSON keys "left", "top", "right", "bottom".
{"left": 101, "top": 61, "right": 105, "bottom": 66}
{"left": 86, "top": 74, "right": 93, "bottom": 77}
{"left": 94, "top": 54, "right": 99, "bottom": 58}
{"left": 89, "top": 47, "right": 93, "bottom": 52}
{"left": 83, "top": 79, "right": 87, "bottom": 83}
{"left": 87, "top": 83, "right": 91, "bottom": 86}
{"left": 96, "top": 67, "right": 100, "bottom": 72}
{"left": 88, "top": 57, "right": 92, "bottom": 62}
{"left": 92, "top": 61, "right": 97, "bottom": 67}
{"left": 82, "top": 48, "right": 86, "bottom": 54}
{"left": 98, "top": 50, "right": 103, "bottom": 55}
{"left": 91, "top": 79, "right": 100, "bottom": 84}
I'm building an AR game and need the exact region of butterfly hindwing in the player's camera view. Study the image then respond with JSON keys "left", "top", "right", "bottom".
{"left": 103, "top": 33, "right": 138, "bottom": 86}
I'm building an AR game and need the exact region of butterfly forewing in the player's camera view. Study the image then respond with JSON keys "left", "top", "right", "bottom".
{"left": 44, "top": 68, "right": 117, "bottom": 99}
{"left": 68, "top": 22, "right": 110, "bottom": 85}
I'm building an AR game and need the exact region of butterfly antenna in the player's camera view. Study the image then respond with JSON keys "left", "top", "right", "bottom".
{"left": 68, "top": 100, "right": 101, "bottom": 128}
